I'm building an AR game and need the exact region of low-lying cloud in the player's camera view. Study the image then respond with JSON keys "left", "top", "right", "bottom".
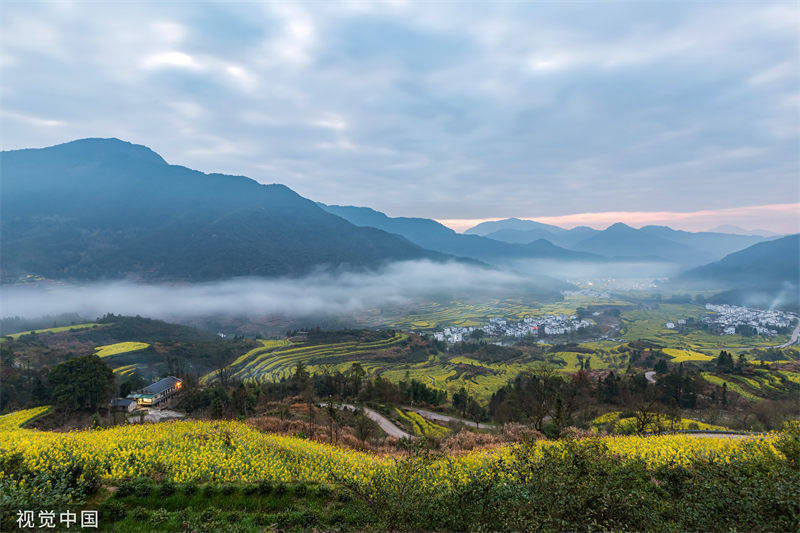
{"left": 0, "top": 260, "right": 541, "bottom": 321}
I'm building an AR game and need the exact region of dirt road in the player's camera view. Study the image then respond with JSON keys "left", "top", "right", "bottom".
{"left": 404, "top": 406, "right": 496, "bottom": 429}
{"left": 321, "top": 403, "right": 412, "bottom": 439}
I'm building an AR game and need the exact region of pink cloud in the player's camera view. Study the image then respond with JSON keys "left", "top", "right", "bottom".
{"left": 436, "top": 203, "right": 799, "bottom": 234}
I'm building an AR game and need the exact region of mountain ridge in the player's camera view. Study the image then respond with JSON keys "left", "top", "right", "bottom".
{"left": 1, "top": 138, "right": 454, "bottom": 281}
{"left": 318, "top": 203, "right": 602, "bottom": 264}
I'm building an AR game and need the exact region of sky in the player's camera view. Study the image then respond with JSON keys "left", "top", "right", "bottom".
{"left": 1, "top": 1, "right": 798, "bottom": 233}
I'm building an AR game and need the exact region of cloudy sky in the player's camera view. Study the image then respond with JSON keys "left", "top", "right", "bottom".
{"left": 1, "top": 1, "right": 798, "bottom": 232}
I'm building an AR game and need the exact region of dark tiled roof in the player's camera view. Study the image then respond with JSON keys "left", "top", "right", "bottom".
{"left": 142, "top": 376, "right": 182, "bottom": 395}
{"left": 111, "top": 398, "right": 135, "bottom": 407}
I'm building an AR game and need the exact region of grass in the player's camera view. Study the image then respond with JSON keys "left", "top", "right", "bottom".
{"left": 95, "top": 342, "right": 150, "bottom": 358}
{"left": 100, "top": 481, "right": 364, "bottom": 532}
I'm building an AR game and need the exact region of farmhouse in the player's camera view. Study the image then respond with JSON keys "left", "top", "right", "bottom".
{"left": 127, "top": 376, "right": 183, "bottom": 408}
{"left": 110, "top": 397, "right": 137, "bottom": 412}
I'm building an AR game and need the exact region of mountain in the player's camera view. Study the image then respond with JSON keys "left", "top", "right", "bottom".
{"left": 318, "top": 204, "right": 601, "bottom": 263}
{"left": 485, "top": 225, "right": 599, "bottom": 247}
{"left": 681, "top": 234, "right": 800, "bottom": 286}
{"left": 709, "top": 225, "right": 782, "bottom": 237}
{"left": 0, "top": 138, "right": 451, "bottom": 281}
{"left": 464, "top": 218, "right": 566, "bottom": 236}
{"left": 569, "top": 222, "right": 703, "bottom": 263}
{"left": 638, "top": 226, "right": 768, "bottom": 260}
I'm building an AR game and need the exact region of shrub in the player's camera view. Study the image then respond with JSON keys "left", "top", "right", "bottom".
{"left": 159, "top": 481, "right": 176, "bottom": 496}
{"left": 257, "top": 480, "right": 273, "bottom": 495}
{"left": 181, "top": 483, "right": 198, "bottom": 496}
{"left": 150, "top": 508, "right": 169, "bottom": 525}
{"left": 99, "top": 500, "right": 126, "bottom": 522}
{"left": 130, "top": 507, "right": 149, "bottom": 522}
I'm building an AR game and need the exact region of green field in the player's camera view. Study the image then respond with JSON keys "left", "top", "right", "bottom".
{"left": 375, "top": 294, "right": 628, "bottom": 332}
{"left": 620, "top": 304, "right": 792, "bottom": 354}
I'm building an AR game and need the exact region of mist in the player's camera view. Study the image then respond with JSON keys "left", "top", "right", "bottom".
{"left": 503, "top": 258, "right": 683, "bottom": 281}
{"left": 0, "top": 260, "right": 554, "bottom": 322}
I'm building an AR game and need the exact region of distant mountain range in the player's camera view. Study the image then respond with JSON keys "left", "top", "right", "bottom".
{"left": 318, "top": 205, "right": 601, "bottom": 263}
{"left": 466, "top": 218, "right": 772, "bottom": 265}
{"left": 0, "top": 138, "right": 451, "bottom": 281}
{"left": 708, "top": 225, "right": 782, "bottom": 237}
{"left": 681, "top": 234, "right": 799, "bottom": 286}
{"left": 1, "top": 137, "right": 789, "bottom": 286}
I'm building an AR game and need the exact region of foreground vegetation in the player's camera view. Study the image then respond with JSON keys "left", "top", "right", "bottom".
{"left": 1, "top": 407, "right": 799, "bottom": 531}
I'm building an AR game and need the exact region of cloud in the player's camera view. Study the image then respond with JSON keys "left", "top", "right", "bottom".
{"left": 0, "top": 2, "right": 797, "bottom": 226}
{"left": 141, "top": 51, "right": 204, "bottom": 70}
{"left": 0, "top": 261, "right": 537, "bottom": 321}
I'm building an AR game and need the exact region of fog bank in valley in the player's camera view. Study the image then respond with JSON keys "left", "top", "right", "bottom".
{"left": 1, "top": 260, "right": 553, "bottom": 322}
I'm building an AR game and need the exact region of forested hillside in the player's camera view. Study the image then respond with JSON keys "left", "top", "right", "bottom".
{"left": 0, "top": 138, "right": 448, "bottom": 281}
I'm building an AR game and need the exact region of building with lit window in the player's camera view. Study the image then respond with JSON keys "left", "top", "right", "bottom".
{"left": 127, "top": 376, "right": 183, "bottom": 408}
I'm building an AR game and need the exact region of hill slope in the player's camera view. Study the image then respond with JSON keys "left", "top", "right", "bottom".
{"left": 0, "top": 138, "right": 448, "bottom": 281}
{"left": 638, "top": 226, "right": 767, "bottom": 260}
{"left": 318, "top": 204, "right": 601, "bottom": 263}
{"left": 681, "top": 234, "right": 799, "bottom": 286}
{"left": 570, "top": 222, "right": 703, "bottom": 264}
{"left": 464, "top": 217, "right": 566, "bottom": 236}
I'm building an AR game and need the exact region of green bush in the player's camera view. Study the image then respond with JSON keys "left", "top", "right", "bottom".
{"left": 159, "top": 481, "right": 176, "bottom": 497}
{"left": 99, "top": 500, "right": 126, "bottom": 522}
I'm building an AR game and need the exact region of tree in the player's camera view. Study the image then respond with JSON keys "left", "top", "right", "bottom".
{"left": 353, "top": 409, "right": 375, "bottom": 442}
{"left": 232, "top": 382, "right": 248, "bottom": 417}
{"left": 49, "top": 355, "right": 114, "bottom": 412}
{"left": 716, "top": 351, "right": 734, "bottom": 373}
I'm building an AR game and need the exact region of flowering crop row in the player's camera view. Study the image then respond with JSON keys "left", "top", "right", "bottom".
{"left": 0, "top": 407, "right": 787, "bottom": 490}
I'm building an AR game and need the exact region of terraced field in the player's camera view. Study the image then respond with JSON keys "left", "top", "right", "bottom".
{"left": 395, "top": 408, "right": 449, "bottom": 438}
{"left": 699, "top": 369, "right": 800, "bottom": 402}
{"left": 202, "top": 334, "right": 408, "bottom": 384}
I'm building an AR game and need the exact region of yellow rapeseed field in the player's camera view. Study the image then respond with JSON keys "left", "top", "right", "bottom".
{"left": 0, "top": 407, "right": 786, "bottom": 490}
{"left": 95, "top": 342, "right": 150, "bottom": 358}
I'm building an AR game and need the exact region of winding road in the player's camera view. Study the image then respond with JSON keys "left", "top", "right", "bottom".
{"left": 404, "top": 406, "right": 496, "bottom": 429}
{"left": 644, "top": 371, "right": 657, "bottom": 384}
{"left": 775, "top": 318, "right": 800, "bottom": 348}
{"left": 320, "top": 403, "right": 412, "bottom": 439}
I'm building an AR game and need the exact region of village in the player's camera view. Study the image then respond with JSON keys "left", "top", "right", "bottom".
{"left": 433, "top": 314, "right": 595, "bottom": 343}
{"left": 665, "top": 304, "right": 797, "bottom": 336}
